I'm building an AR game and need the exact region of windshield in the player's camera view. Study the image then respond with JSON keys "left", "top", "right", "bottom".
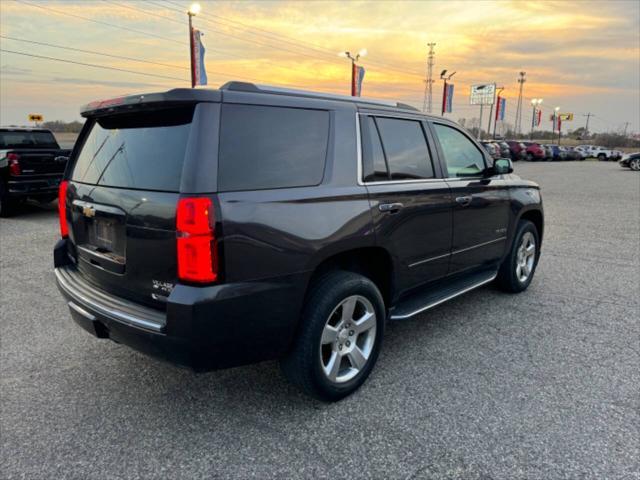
{"left": 71, "top": 106, "right": 193, "bottom": 192}
{"left": 0, "top": 130, "right": 59, "bottom": 149}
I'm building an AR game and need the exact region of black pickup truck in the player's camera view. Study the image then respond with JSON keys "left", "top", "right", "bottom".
{"left": 0, "top": 127, "right": 71, "bottom": 216}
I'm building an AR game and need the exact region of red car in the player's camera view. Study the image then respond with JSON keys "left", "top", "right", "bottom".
{"left": 522, "top": 142, "right": 546, "bottom": 161}
{"left": 506, "top": 141, "right": 527, "bottom": 161}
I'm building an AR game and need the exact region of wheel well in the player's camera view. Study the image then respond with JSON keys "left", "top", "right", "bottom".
{"left": 308, "top": 247, "right": 394, "bottom": 307}
{"left": 520, "top": 210, "right": 543, "bottom": 242}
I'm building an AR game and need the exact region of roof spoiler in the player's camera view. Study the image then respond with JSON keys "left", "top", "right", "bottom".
{"left": 80, "top": 88, "right": 221, "bottom": 118}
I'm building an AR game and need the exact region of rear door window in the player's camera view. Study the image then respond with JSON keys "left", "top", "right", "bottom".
{"left": 375, "top": 117, "right": 434, "bottom": 180}
{"left": 70, "top": 106, "right": 193, "bottom": 192}
{"left": 218, "top": 104, "right": 330, "bottom": 191}
{"left": 360, "top": 116, "right": 389, "bottom": 181}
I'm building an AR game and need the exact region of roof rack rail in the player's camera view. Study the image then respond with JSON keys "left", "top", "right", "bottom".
{"left": 220, "top": 81, "right": 419, "bottom": 112}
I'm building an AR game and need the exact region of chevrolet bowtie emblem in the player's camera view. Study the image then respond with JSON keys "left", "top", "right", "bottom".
{"left": 82, "top": 205, "right": 96, "bottom": 218}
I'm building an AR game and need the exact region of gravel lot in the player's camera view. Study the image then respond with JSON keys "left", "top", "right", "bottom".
{"left": 1, "top": 161, "right": 638, "bottom": 479}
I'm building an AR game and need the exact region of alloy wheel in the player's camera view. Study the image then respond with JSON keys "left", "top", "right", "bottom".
{"left": 319, "top": 295, "right": 377, "bottom": 384}
{"left": 515, "top": 232, "right": 536, "bottom": 283}
{"left": 630, "top": 159, "right": 640, "bottom": 171}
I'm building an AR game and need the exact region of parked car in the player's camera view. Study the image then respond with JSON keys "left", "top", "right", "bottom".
{"left": 565, "top": 146, "right": 585, "bottom": 161}
{"left": 506, "top": 140, "right": 527, "bottom": 161}
{"left": 0, "top": 127, "right": 71, "bottom": 216}
{"left": 53, "top": 83, "right": 544, "bottom": 401}
{"left": 571, "top": 146, "right": 590, "bottom": 160}
{"left": 619, "top": 152, "right": 640, "bottom": 171}
{"left": 611, "top": 149, "right": 623, "bottom": 160}
{"left": 541, "top": 144, "right": 553, "bottom": 161}
{"left": 481, "top": 141, "right": 500, "bottom": 159}
{"left": 591, "top": 146, "right": 618, "bottom": 161}
{"left": 497, "top": 141, "right": 511, "bottom": 159}
{"left": 522, "top": 142, "right": 546, "bottom": 161}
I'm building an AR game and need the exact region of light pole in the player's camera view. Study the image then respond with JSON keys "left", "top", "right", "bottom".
{"left": 530, "top": 98, "right": 542, "bottom": 140}
{"left": 187, "top": 3, "right": 201, "bottom": 88}
{"left": 439, "top": 70, "right": 456, "bottom": 116}
{"left": 339, "top": 49, "right": 367, "bottom": 96}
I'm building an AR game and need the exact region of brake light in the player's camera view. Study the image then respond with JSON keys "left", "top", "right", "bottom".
{"left": 58, "top": 180, "right": 69, "bottom": 238}
{"left": 176, "top": 197, "right": 217, "bottom": 283}
{"left": 7, "top": 153, "right": 21, "bottom": 175}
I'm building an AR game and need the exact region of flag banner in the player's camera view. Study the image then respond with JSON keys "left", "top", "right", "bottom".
{"left": 355, "top": 66, "right": 365, "bottom": 97}
{"left": 445, "top": 83, "right": 454, "bottom": 113}
{"left": 494, "top": 96, "right": 501, "bottom": 121}
{"left": 499, "top": 97, "right": 506, "bottom": 121}
{"left": 191, "top": 29, "right": 207, "bottom": 86}
{"left": 535, "top": 108, "right": 542, "bottom": 126}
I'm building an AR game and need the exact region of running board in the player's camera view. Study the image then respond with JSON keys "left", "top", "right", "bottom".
{"left": 389, "top": 269, "right": 498, "bottom": 320}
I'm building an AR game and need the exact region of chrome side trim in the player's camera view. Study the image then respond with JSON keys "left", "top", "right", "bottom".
{"left": 408, "top": 237, "right": 506, "bottom": 268}
{"left": 390, "top": 272, "right": 498, "bottom": 320}
{"left": 451, "top": 237, "right": 506, "bottom": 256}
{"left": 408, "top": 252, "right": 450, "bottom": 268}
{"left": 356, "top": 112, "right": 363, "bottom": 186}
{"left": 55, "top": 268, "right": 165, "bottom": 333}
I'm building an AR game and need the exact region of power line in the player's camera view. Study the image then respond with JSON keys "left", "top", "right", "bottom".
{"left": 159, "top": 0, "right": 427, "bottom": 78}
{"left": 0, "top": 49, "right": 187, "bottom": 82}
{"left": 15, "top": 0, "right": 186, "bottom": 47}
{"left": 0, "top": 35, "right": 189, "bottom": 71}
{"left": 154, "top": 0, "right": 426, "bottom": 80}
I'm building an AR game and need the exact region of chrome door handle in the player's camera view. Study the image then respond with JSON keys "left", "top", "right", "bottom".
{"left": 455, "top": 195, "right": 473, "bottom": 207}
{"left": 379, "top": 202, "right": 404, "bottom": 213}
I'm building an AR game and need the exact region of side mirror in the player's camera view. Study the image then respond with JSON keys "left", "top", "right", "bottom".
{"left": 54, "top": 156, "right": 69, "bottom": 164}
{"left": 493, "top": 157, "right": 513, "bottom": 175}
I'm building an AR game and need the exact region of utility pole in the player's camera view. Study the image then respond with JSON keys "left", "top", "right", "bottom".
{"left": 622, "top": 122, "right": 630, "bottom": 137}
{"left": 422, "top": 43, "right": 436, "bottom": 113}
{"left": 515, "top": 71, "right": 526, "bottom": 136}
{"left": 582, "top": 112, "right": 593, "bottom": 137}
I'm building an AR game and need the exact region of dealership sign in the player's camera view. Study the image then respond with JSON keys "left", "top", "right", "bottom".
{"left": 470, "top": 84, "right": 496, "bottom": 105}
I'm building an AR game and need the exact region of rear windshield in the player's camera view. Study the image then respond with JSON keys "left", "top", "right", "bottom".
{"left": 70, "top": 106, "right": 193, "bottom": 192}
{"left": 0, "top": 130, "right": 58, "bottom": 149}
{"left": 218, "top": 104, "right": 329, "bottom": 191}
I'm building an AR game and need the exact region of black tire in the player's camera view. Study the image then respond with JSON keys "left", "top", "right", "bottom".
{"left": 597, "top": 153, "right": 607, "bottom": 161}
{"left": 280, "top": 270, "right": 385, "bottom": 402}
{"left": 526, "top": 153, "right": 533, "bottom": 161}
{"left": 496, "top": 220, "right": 540, "bottom": 293}
{"left": 630, "top": 158, "right": 640, "bottom": 171}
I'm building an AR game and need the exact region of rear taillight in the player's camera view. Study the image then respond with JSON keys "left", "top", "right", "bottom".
{"left": 176, "top": 197, "right": 217, "bottom": 283}
{"left": 58, "top": 180, "right": 69, "bottom": 238}
{"left": 7, "top": 153, "right": 21, "bottom": 175}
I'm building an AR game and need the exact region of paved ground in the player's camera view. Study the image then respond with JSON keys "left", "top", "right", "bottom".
{"left": 1, "top": 162, "right": 638, "bottom": 479}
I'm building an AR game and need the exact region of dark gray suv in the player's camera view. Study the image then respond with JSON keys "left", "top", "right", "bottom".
{"left": 54, "top": 82, "right": 544, "bottom": 401}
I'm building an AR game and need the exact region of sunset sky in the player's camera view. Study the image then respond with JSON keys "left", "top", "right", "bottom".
{"left": 1, "top": 0, "right": 639, "bottom": 133}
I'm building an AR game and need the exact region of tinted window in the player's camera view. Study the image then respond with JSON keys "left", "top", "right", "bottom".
{"left": 433, "top": 124, "right": 486, "bottom": 177}
{"left": 0, "top": 130, "right": 58, "bottom": 149}
{"left": 361, "top": 116, "right": 389, "bottom": 181}
{"left": 219, "top": 104, "right": 329, "bottom": 191}
{"left": 375, "top": 117, "right": 433, "bottom": 180}
{"left": 71, "top": 107, "right": 193, "bottom": 191}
